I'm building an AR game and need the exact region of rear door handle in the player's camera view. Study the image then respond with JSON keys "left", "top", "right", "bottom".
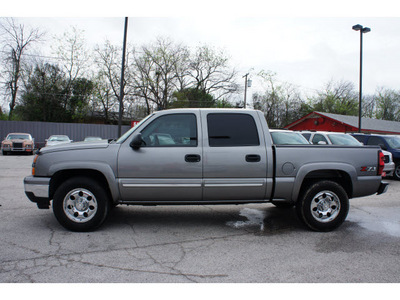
{"left": 185, "top": 154, "right": 201, "bottom": 162}
{"left": 246, "top": 154, "right": 261, "bottom": 162}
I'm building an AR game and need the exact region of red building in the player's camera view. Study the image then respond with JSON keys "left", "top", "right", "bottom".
{"left": 284, "top": 111, "right": 400, "bottom": 134}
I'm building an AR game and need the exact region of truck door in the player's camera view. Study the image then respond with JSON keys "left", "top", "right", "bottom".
{"left": 201, "top": 111, "right": 268, "bottom": 201}
{"left": 117, "top": 112, "right": 202, "bottom": 202}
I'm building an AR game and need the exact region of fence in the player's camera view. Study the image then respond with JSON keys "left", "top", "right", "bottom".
{"left": 0, "top": 120, "right": 131, "bottom": 148}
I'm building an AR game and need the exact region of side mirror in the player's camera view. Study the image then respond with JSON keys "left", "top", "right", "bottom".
{"left": 130, "top": 133, "right": 145, "bottom": 150}
{"left": 317, "top": 141, "right": 327, "bottom": 145}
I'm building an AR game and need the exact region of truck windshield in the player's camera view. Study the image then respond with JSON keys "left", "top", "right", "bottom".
{"left": 115, "top": 114, "right": 154, "bottom": 144}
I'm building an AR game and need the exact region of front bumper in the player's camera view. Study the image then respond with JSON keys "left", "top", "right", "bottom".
{"left": 24, "top": 176, "right": 51, "bottom": 209}
{"left": 383, "top": 161, "right": 395, "bottom": 177}
{"left": 377, "top": 181, "right": 389, "bottom": 195}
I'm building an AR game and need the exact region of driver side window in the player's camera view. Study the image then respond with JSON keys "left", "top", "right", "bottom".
{"left": 140, "top": 114, "right": 197, "bottom": 147}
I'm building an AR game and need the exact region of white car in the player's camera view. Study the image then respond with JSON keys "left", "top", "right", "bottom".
{"left": 270, "top": 129, "right": 310, "bottom": 145}
{"left": 300, "top": 131, "right": 395, "bottom": 177}
{"left": 45, "top": 135, "right": 72, "bottom": 147}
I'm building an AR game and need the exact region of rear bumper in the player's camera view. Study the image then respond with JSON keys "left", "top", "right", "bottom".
{"left": 377, "top": 181, "right": 389, "bottom": 195}
{"left": 24, "top": 176, "right": 51, "bottom": 209}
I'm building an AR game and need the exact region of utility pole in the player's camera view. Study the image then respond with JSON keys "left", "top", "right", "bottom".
{"left": 243, "top": 73, "right": 249, "bottom": 109}
{"left": 118, "top": 17, "right": 128, "bottom": 137}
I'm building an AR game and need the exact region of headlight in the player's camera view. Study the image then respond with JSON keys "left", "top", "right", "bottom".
{"left": 2, "top": 144, "right": 10, "bottom": 148}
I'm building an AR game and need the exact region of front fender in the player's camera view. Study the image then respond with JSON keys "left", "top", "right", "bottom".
{"left": 49, "top": 161, "right": 120, "bottom": 202}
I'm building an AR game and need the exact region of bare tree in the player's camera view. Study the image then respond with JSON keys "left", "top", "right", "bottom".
{"left": 0, "top": 18, "right": 45, "bottom": 119}
{"left": 132, "top": 37, "right": 190, "bottom": 112}
{"left": 188, "top": 45, "right": 238, "bottom": 100}
{"left": 52, "top": 26, "right": 90, "bottom": 88}
{"left": 93, "top": 40, "right": 136, "bottom": 120}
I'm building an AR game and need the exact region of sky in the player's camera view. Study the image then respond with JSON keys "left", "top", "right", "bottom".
{"left": 2, "top": 0, "right": 400, "bottom": 109}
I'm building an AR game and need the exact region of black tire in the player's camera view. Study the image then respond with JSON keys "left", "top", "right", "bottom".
{"left": 394, "top": 163, "right": 400, "bottom": 180}
{"left": 52, "top": 177, "right": 110, "bottom": 232}
{"left": 2, "top": 150, "right": 7, "bottom": 156}
{"left": 296, "top": 180, "right": 349, "bottom": 232}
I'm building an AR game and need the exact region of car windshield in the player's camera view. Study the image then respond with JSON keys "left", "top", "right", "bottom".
{"left": 385, "top": 136, "right": 400, "bottom": 149}
{"left": 270, "top": 132, "right": 310, "bottom": 145}
{"left": 49, "top": 136, "right": 69, "bottom": 141}
{"left": 7, "top": 134, "right": 31, "bottom": 140}
{"left": 328, "top": 134, "right": 361, "bottom": 146}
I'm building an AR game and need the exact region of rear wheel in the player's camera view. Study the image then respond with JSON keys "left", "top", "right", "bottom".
{"left": 394, "top": 163, "right": 400, "bottom": 180}
{"left": 53, "top": 177, "right": 110, "bottom": 232}
{"left": 296, "top": 180, "right": 349, "bottom": 232}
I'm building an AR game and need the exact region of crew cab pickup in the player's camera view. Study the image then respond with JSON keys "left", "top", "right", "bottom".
{"left": 24, "top": 109, "right": 388, "bottom": 232}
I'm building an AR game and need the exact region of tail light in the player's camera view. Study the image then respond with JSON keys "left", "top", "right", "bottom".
{"left": 377, "top": 150, "right": 385, "bottom": 176}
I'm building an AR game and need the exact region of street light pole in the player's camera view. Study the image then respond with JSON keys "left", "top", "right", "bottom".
{"left": 352, "top": 24, "right": 371, "bottom": 133}
{"left": 118, "top": 17, "right": 128, "bottom": 138}
{"left": 243, "top": 73, "right": 249, "bottom": 109}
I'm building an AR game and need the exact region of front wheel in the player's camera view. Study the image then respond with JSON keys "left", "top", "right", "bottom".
{"left": 296, "top": 180, "right": 349, "bottom": 232}
{"left": 53, "top": 177, "right": 110, "bottom": 232}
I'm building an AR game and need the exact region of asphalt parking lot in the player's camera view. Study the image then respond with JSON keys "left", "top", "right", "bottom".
{"left": 1, "top": 154, "right": 399, "bottom": 283}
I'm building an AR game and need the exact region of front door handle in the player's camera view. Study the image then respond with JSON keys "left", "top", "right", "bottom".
{"left": 185, "top": 154, "right": 201, "bottom": 163}
{"left": 246, "top": 154, "right": 261, "bottom": 162}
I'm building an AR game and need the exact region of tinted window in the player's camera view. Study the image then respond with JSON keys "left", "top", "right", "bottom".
{"left": 312, "top": 134, "right": 328, "bottom": 145}
{"left": 141, "top": 114, "right": 197, "bottom": 147}
{"left": 367, "top": 136, "right": 385, "bottom": 147}
{"left": 301, "top": 133, "right": 311, "bottom": 140}
{"left": 207, "top": 113, "right": 259, "bottom": 147}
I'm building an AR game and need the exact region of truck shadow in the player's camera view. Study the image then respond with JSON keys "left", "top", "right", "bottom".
{"left": 105, "top": 204, "right": 305, "bottom": 234}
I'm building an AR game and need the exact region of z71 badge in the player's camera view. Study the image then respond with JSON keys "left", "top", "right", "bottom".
{"left": 361, "top": 166, "right": 377, "bottom": 172}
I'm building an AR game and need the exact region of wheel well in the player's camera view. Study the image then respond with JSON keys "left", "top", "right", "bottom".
{"left": 49, "top": 169, "right": 112, "bottom": 201}
{"left": 300, "top": 170, "right": 353, "bottom": 199}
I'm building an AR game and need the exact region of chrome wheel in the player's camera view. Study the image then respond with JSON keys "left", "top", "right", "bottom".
{"left": 310, "top": 190, "right": 340, "bottom": 223}
{"left": 63, "top": 188, "right": 98, "bottom": 223}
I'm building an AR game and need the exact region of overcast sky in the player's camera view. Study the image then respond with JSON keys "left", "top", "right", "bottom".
{"left": 2, "top": 0, "right": 400, "bottom": 107}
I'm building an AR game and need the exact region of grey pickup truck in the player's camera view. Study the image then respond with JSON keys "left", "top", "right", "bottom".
{"left": 24, "top": 109, "right": 388, "bottom": 232}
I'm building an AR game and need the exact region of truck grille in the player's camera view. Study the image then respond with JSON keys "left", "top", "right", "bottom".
{"left": 13, "top": 142, "right": 23, "bottom": 148}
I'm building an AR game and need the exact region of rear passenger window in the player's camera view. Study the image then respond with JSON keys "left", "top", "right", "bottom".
{"left": 207, "top": 113, "right": 259, "bottom": 147}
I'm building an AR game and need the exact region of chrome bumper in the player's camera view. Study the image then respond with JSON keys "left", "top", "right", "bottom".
{"left": 24, "top": 176, "right": 51, "bottom": 208}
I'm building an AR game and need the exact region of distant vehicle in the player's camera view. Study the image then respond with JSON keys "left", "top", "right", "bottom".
{"left": 300, "top": 131, "right": 361, "bottom": 146}
{"left": 352, "top": 133, "right": 400, "bottom": 180}
{"left": 84, "top": 137, "right": 103, "bottom": 142}
{"left": 270, "top": 129, "right": 310, "bottom": 145}
{"left": 300, "top": 131, "right": 395, "bottom": 178}
{"left": 1, "top": 133, "right": 35, "bottom": 155}
{"left": 45, "top": 135, "right": 72, "bottom": 147}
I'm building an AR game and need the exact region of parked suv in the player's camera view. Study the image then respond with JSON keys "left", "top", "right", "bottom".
{"left": 352, "top": 134, "right": 400, "bottom": 180}
{"left": 1, "top": 133, "right": 35, "bottom": 155}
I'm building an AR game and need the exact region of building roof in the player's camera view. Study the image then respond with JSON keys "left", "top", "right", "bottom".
{"left": 285, "top": 111, "right": 400, "bottom": 134}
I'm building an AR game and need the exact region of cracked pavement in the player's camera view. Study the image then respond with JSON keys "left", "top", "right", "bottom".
{"left": 1, "top": 155, "right": 400, "bottom": 283}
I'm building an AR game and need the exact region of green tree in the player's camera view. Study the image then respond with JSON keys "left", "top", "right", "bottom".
{"left": 170, "top": 88, "right": 215, "bottom": 108}
{"left": 374, "top": 87, "right": 400, "bottom": 121}
{"left": 16, "top": 63, "right": 93, "bottom": 122}
{"left": 310, "top": 80, "right": 358, "bottom": 115}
